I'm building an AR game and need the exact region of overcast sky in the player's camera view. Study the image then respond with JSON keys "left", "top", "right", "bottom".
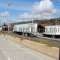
{"left": 0, "top": 0, "right": 60, "bottom": 24}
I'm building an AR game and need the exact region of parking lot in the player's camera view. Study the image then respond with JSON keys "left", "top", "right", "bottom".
{"left": 0, "top": 33, "right": 59, "bottom": 60}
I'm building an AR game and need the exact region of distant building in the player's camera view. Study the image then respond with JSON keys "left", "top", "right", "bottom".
{"left": 2, "top": 23, "right": 14, "bottom": 31}
{"left": 2, "top": 18, "right": 60, "bottom": 32}
{"left": 13, "top": 18, "right": 60, "bottom": 27}
{"left": 2, "top": 23, "right": 8, "bottom": 31}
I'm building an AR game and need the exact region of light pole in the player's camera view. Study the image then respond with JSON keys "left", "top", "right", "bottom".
{"left": 7, "top": 3, "right": 12, "bottom": 32}
{"left": 31, "top": 14, "right": 34, "bottom": 34}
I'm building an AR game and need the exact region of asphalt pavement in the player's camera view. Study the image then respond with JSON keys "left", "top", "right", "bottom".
{"left": 0, "top": 34, "right": 58, "bottom": 60}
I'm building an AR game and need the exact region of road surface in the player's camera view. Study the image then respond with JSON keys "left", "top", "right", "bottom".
{"left": 0, "top": 34, "right": 58, "bottom": 60}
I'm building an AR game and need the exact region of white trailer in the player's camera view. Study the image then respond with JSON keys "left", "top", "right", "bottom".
{"left": 44, "top": 25, "right": 60, "bottom": 38}
{"left": 13, "top": 23, "right": 38, "bottom": 35}
{"left": 13, "top": 22, "right": 45, "bottom": 37}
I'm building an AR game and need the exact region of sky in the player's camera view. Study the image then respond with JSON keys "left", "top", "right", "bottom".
{"left": 0, "top": 0, "right": 60, "bottom": 24}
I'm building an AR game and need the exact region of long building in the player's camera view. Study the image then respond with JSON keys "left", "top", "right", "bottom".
{"left": 13, "top": 18, "right": 60, "bottom": 27}
{"left": 2, "top": 18, "right": 60, "bottom": 32}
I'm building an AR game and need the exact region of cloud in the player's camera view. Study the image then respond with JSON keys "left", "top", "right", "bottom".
{"left": 0, "top": 11, "right": 10, "bottom": 17}
{"left": 0, "top": 11, "right": 11, "bottom": 24}
{"left": 17, "top": 13, "right": 33, "bottom": 22}
{"left": 19, "top": 13, "right": 33, "bottom": 19}
{"left": 17, "top": 0, "right": 58, "bottom": 21}
{"left": 17, "top": 12, "right": 47, "bottom": 21}
{"left": 32, "top": 0, "right": 56, "bottom": 14}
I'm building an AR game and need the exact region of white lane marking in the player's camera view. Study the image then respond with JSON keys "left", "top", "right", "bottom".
{"left": 13, "top": 56, "right": 16, "bottom": 60}
{"left": 8, "top": 57, "right": 11, "bottom": 60}
{"left": 1, "top": 49, "right": 10, "bottom": 60}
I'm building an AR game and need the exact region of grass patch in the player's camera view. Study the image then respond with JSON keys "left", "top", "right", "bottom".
{"left": 1, "top": 31, "right": 60, "bottom": 48}
{"left": 31, "top": 38, "right": 60, "bottom": 47}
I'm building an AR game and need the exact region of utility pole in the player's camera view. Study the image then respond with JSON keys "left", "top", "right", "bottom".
{"left": 7, "top": 3, "right": 12, "bottom": 32}
{"left": 31, "top": 14, "right": 34, "bottom": 34}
